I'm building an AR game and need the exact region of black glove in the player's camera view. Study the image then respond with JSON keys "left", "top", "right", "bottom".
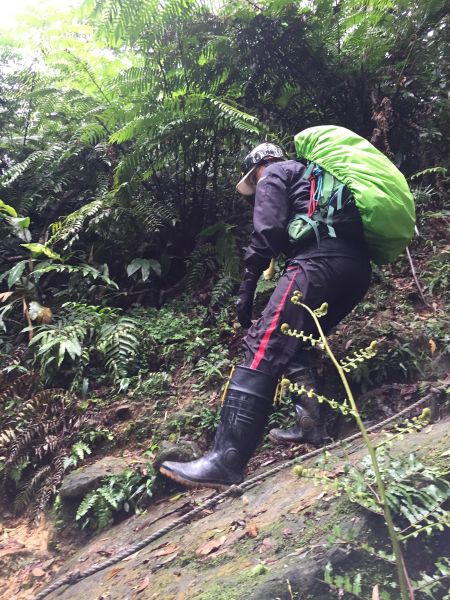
{"left": 236, "top": 269, "right": 260, "bottom": 328}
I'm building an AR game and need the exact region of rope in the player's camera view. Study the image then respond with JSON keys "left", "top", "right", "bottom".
{"left": 35, "top": 384, "right": 446, "bottom": 600}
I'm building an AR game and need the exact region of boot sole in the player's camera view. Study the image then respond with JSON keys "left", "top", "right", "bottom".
{"left": 159, "top": 466, "right": 232, "bottom": 491}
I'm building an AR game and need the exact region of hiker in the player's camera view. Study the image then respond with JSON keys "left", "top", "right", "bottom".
{"left": 160, "top": 141, "right": 373, "bottom": 490}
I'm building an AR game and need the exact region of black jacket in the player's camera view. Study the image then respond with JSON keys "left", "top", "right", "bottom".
{"left": 243, "top": 160, "right": 367, "bottom": 275}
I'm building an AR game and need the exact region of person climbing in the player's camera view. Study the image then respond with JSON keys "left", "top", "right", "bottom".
{"left": 159, "top": 141, "right": 373, "bottom": 490}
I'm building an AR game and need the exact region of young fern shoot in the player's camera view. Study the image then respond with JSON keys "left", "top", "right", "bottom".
{"left": 281, "top": 290, "right": 415, "bottom": 600}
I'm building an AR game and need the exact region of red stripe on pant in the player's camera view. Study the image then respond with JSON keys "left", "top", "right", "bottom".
{"left": 250, "top": 267, "right": 300, "bottom": 370}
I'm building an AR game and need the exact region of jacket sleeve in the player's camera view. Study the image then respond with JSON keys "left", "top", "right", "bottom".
{"left": 243, "top": 163, "right": 291, "bottom": 274}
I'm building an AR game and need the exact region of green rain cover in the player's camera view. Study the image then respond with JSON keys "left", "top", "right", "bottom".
{"left": 294, "top": 125, "right": 416, "bottom": 265}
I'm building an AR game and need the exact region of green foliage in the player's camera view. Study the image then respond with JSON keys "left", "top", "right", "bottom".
{"left": 29, "top": 303, "right": 141, "bottom": 389}
{"left": 268, "top": 389, "right": 296, "bottom": 428}
{"left": 413, "top": 557, "right": 450, "bottom": 599}
{"left": 0, "top": 367, "right": 104, "bottom": 522}
{"left": 75, "top": 465, "right": 156, "bottom": 530}
{"left": 63, "top": 441, "right": 91, "bottom": 471}
{"left": 193, "top": 345, "right": 231, "bottom": 389}
{"left": 192, "top": 407, "right": 221, "bottom": 436}
{"left": 324, "top": 564, "right": 364, "bottom": 598}
{"left": 341, "top": 447, "right": 450, "bottom": 539}
{"left": 135, "top": 303, "right": 229, "bottom": 369}
{"left": 0, "top": 0, "right": 448, "bottom": 557}
{"left": 97, "top": 315, "right": 142, "bottom": 391}
{"left": 410, "top": 167, "right": 448, "bottom": 181}
{"left": 133, "top": 371, "right": 171, "bottom": 396}
{"left": 283, "top": 291, "right": 448, "bottom": 600}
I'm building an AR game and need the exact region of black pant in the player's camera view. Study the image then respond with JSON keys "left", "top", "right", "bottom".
{"left": 242, "top": 253, "right": 371, "bottom": 377}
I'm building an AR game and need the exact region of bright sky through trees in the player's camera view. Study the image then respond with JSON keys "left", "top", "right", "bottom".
{"left": 1, "top": 0, "right": 80, "bottom": 29}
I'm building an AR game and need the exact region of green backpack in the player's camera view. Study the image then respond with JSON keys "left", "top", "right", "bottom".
{"left": 293, "top": 125, "right": 416, "bottom": 265}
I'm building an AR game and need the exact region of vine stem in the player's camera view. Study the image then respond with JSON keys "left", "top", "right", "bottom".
{"left": 293, "top": 296, "right": 415, "bottom": 600}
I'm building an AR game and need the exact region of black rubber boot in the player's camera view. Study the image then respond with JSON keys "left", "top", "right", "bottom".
{"left": 268, "top": 399, "right": 325, "bottom": 445}
{"left": 159, "top": 366, "right": 277, "bottom": 490}
{"left": 269, "top": 353, "right": 326, "bottom": 446}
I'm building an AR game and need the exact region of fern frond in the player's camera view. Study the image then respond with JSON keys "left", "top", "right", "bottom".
{"left": 210, "top": 274, "right": 234, "bottom": 307}
{"left": 14, "top": 465, "right": 51, "bottom": 514}
{"left": 133, "top": 194, "right": 177, "bottom": 234}
{"left": 0, "top": 372, "right": 37, "bottom": 405}
{"left": 49, "top": 198, "right": 107, "bottom": 248}
{"left": 76, "top": 490, "right": 98, "bottom": 520}
{"left": 98, "top": 315, "right": 142, "bottom": 381}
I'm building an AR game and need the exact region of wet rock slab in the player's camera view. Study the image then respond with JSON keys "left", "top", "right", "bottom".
{"left": 43, "top": 417, "right": 449, "bottom": 600}
{"left": 60, "top": 456, "right": 142, "bottom": 499}
{"left": 153, "top": 440, "right": 202, "bottom": 470}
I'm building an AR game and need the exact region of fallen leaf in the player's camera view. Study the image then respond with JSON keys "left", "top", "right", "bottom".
{"left": 41, "top": 558, "right": 55, "bottom": 569}
{"left": 106, "top": 566, "right": 124, "bottom": 580}
{"left": 158, "top": 553, "right": 178, "bottom": 566}
{"left": 136, "top": 576, "right": 150, "bottom": 593}
{"left": 169, "top": 493, "right": 183, "bottom": 502}
{"left": 345, "top": 338, "right": 354, "bottom": 350}
{"left": 327, "top": 465, "right": 345, "bottom": 479}
{"left": 429, "top": 339, "right": 437, "bottom": 355}
{"left": 32, "top": 567, "right": 46, "bottom": 577}
{"left": 260, "top": 458, "right": 276, "bottom": 467}
{"left": 196, "top": 535, "right": 227, "bottom": 556}
{"left": 258, "top": 537, "right": 274, "bottom": 553}
{"left": 291, "top": 494, "right": 319, "bottom": 514}
{"left": 151, "top": 543, "right": 179, "bottom": 557}
{"left": 372, "top": 584, "right": 380, "bottom": 600}
{"left": 246, "top": 522, "right": 258, "bottom": 538}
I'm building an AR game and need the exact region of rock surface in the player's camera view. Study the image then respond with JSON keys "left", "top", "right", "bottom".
{"left": 153, "top": 439, "right": 202, "bottom": 470}
{"left": 60, "top": 456, "right": 139, "bottom": 499}
{"left": 42, "top": 417, "right": 449, "bottom": 600}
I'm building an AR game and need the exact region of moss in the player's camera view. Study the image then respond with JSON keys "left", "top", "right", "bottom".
{"left": 192, "top": 562, "right": 270, "bottom": 600}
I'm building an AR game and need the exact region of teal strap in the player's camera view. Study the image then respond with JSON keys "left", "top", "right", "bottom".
{"left": 298, "top": 214, "right": 321, "bottom": 246}
{"left": 336, "top": 184, "right": 344, "bottom": 210}
{"left": 326, "top": 205, "right": 337, "bottom": 238}
{"left": 322, "top": 172, "right": 334, "bottom": 206}
{"left": 303, "top": 162, "right": 315, "bottom": 180}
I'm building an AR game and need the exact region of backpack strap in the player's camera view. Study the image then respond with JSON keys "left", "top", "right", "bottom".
{"left": 326, "top": 205, "right": 337, "bottom": 238}
{"left": 293, "top": 214, "right": 321, "bottom": 246}
{"left": 336, "top": 184, "right": 345, "bottom": 210}
{"left": 303, "top": 161, "right": 315, "bottom": 180}
{"left": 322, "top": 172, "right": 335, "bottom": 206}
{"left": 294, "top": 162, "right": 347, "bottom": 244}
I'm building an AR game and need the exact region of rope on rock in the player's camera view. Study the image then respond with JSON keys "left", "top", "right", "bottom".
{"left": 35, "top": 383, "right": 446, "bottom": 600}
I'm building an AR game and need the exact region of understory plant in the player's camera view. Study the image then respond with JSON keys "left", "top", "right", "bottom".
{"left": 30, "top": 302, "right": 142, "bottom": 392}
{"left": 0, "top": 376, "right": 97, "bottom": 522}
{"left": 281, "top": 290, "right": 448, "bottom": 600}
{"left": 75, "top": 465, "right": 156, "bottom": 530}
